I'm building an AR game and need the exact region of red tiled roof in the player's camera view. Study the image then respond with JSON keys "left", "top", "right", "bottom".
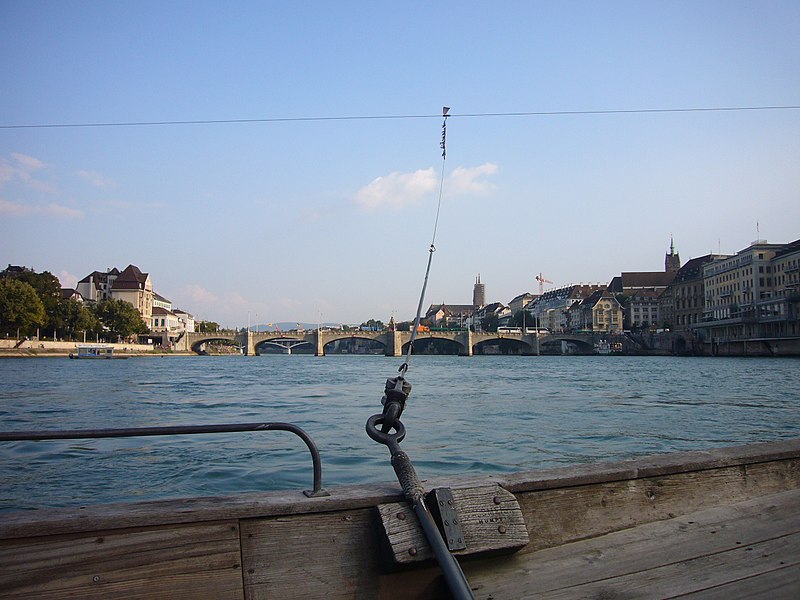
{"left": 111, "top": 264, "right": 149, "bottom": 290}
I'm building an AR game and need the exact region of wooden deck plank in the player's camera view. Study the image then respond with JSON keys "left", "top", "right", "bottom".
{"left": 514, "top": 459, "right": 800, "bottom": 554}
{"left": 0, "top": 521, "right": 243, "bottom": 600}
{"left": 677, "top": 563, "right": 800, "bottom": 599}
{"left": 463, "top": 488, "right": 800, "bottom": 599}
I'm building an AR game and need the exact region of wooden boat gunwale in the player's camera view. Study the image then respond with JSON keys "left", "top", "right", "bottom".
{"left": 1, "top": 438, "right": 798, "bottom": 598}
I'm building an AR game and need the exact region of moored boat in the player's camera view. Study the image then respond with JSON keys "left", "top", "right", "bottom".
{"left": 69, "top": 345, "right": 126, "bottom": 359}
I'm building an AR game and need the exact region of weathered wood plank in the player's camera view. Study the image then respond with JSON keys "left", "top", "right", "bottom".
{"left": 0, "top": 521, "right": 243, "bottom": 600}
{"left": 678, "top": 564, "right": 800, "bottom": 599}
{"left": 377, "top": 485, "right": 528, "bottom": 564}
{"left": 514, "top": 459, "right": 800, "bottom": 554}
{"left": 240, "top": 508, "right": 383, "bottom": 600}
{"left": 539, "top": 530, "right": 800, "bottom": 599}
{"left": 461, "top": 488, "right": 800, "bottom": 599}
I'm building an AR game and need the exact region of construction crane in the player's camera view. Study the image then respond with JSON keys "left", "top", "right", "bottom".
{"left": 535, "top": 273, "right": 553, "bottom": 295}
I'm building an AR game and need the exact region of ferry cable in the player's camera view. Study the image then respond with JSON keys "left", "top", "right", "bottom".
{"left": 366, "top": 108, "right": 476, "bottom": 600}
{"left": 1, "top": 104, "right": 798, "bottom": 129}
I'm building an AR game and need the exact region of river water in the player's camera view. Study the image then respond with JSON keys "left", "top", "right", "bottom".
{"left": 0, "top": 355, "right": 797, "bottom": 512}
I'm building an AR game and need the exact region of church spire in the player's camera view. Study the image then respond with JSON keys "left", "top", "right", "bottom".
{"left": 665, "top": 236, "right": 681, "bottom": 273}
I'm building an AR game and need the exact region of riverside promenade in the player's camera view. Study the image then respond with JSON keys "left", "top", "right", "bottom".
{"left": 0, "top": 339, "right": 184, "bottom": 357}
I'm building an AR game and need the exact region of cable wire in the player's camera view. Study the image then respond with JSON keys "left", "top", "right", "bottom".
{"left": 1, "top": 105, "right": 798, "bottom": 130}
{"left": 399, "top": 108, "right": 449, "bottom": 375}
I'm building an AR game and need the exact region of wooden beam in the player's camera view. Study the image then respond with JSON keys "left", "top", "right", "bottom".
{"left": 0, "top": 521, "right": 243, "bottom": 600}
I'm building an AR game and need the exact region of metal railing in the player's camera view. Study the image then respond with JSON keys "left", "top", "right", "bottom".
{"left": 0, "top": 421, "right": 329, "bottom": 498}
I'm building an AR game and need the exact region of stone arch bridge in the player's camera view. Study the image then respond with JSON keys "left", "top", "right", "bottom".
{"left": 179, "top": 330, "right": 603, "bottom": 356}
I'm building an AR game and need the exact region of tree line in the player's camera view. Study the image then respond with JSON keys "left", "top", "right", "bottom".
{"left": 0, "top": 267, "right": 148, "bottom": 341}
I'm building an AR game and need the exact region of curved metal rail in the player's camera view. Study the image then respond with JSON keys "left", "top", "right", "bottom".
{"left": 0, "top": 422, "right": 329, "bottom": 498}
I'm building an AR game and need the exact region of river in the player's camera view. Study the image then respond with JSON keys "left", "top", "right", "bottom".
{"left": 0, "top": 354, "right": 797, "bottom": 512}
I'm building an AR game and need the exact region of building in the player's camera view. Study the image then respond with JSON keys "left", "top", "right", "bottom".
{"left": 665, "top": 236, "right": 681, "bottom": 273}
{"left": 608, "top": 240, "right": 680, "bottom": 330}
{"left": 591, "top": 292, "right": 624, "bottom": 334}
{"left": 174, "top": 309, "right": 196, "bottom": 333}
{"left": 769, "top": 239, "right": 800, "bottom": 337}
{"left": 472, "top": 275, "right": 485, "bottom": 309}
{"left": 151, "top": 306, "right": 181, "bottom": 334}
{"left": 60, "top": 288, "right": 84, "bottom": 302}
{"left": 76, "top": 264, "right": 154, "bottom": 324}
{"left": 568, "top": 290, "right": 624, "bottom": 333}
{"left": 474, "top": 302, "right": 509, "bottom": 330}
{"left": 76, "top": 268, "right": 120, "bottom": 303}
{"left": 526, "top": 284, "right": 606, "bottom": 333}
{"left": 607, "top": 271, "right": 676, "bottom": 296}
{"left": 625, "top": 289, "right": 663, "bottom": 330}
{"left": 109, "top": 265, "right": 153, "bottom": 324}
{"left": 508, "top": 292, "right": 537, "bottom": 315}
{"left": 695, "top": 239, "right": 800, "bottom": 340}
{"left": 424, "top": 303, "right": 474, "bottom": 328}
{"left": 153, "top": 293, "right": 172, "bottom": 311}
{"left": 151, "top": 292, "right": 196, "bottom": 338}
{"left": 666, "top": 254, "right": 730, "bottom": 332}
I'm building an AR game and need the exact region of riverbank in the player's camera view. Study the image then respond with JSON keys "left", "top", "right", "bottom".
{"left": 0, "top": 339, "right": 192, "bottom": 358}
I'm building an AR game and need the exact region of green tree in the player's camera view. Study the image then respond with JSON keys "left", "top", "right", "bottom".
{"left": 55, "top": 299, "right": 101, "bottom": 340}
{"left": 94, "top": 298, "right": 148, "bottom": 339}
{"left": 197, "top": 320, "right": 220, "bottom": 333}
{"left": 359, "top": 318, "right": 385, "bottom": 331}
{"left": 0, "top": 279, "right": 46, "bottom": 336}
{"left": 0, "top": 268, "right": 62, "bottom": 335}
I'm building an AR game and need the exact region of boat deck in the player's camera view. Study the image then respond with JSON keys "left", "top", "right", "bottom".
{"left": 466, "top": 488, "right": 799, "bottom": 599}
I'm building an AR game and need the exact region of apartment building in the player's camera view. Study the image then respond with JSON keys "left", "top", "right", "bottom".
{"left": 76, "top": 264, "right": 153, "bottom": 324}
{"left": 695, "top": 239, "right": 800, "bottom": 340}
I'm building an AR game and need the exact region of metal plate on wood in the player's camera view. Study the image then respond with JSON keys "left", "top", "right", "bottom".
{"left": 427, "top": 487, "right": 466, "bottom": 551}
{"left": 377, "top": 484, "right": 529, "bottom": 565}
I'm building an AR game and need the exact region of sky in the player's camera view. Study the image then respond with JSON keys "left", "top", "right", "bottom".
{"left": 1, "top": 1, "right": 799, "bottom": 328}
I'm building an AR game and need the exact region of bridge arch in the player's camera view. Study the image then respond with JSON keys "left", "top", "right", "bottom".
{"left": 189, "top": 334, "right": 241, "bottom": 354}
{"left": 402, "top": 334, "right": 468, "bottom": 356}
{"left": 255, "top": 337, "right": 315, "bottom": 354}
{"left": 544, "top": 336, "right": 595, "bottom": 354}
{"left": 320, "top": 333, "right": 387, "bottom": 355}
{"left": 473, "top": 336, "right": 534, "bottom": 355}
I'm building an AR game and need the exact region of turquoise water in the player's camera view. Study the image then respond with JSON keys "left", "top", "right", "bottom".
{"left": 0, "top": 355, "right": 798, "bottom": 511}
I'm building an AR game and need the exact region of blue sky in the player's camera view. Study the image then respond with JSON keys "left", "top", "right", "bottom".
{"left": 2, "top": 1, "right": 798, "bottom": 327}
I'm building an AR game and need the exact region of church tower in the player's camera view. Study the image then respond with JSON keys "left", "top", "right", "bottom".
{"left": 665, "top": 236, "right": 681, "bottom": 272}
{"left": 472, "top": 274, "right": 485, "bottom": 309}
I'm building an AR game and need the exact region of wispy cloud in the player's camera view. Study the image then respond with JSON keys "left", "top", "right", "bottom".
{"left": 354, "top": 167, "right": 437, "bottom": 211}
{"left": 59, "top": 270, "right": 79, "bottom": 288}
{"left": 0, "top": 199, "right": 82, "bottom": 218}
{"left": 0, "top": 152, "right": 56, "bottom": 193}
{"left": 353, "top": 163, "right": 498, "bottom": 211}
{"left": 449, "top": 163, "right": 498, "bottom": 194}
{"left": 11, "top": 152, "right": 45, "bottom": 175}
{"left": 78, "top": 169, "right": 116, "bottom": 188}
{"left": 175, "top": 284, "right": 250, "bottom": 320}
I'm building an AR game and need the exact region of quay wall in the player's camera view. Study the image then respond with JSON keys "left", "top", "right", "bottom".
{"left": 0, "top": 339, "right": 186, "bottom": 357}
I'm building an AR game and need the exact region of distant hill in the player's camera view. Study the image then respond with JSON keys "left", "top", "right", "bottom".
{"left": 249, "top": 322, "right": 346, "bottom": 332}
